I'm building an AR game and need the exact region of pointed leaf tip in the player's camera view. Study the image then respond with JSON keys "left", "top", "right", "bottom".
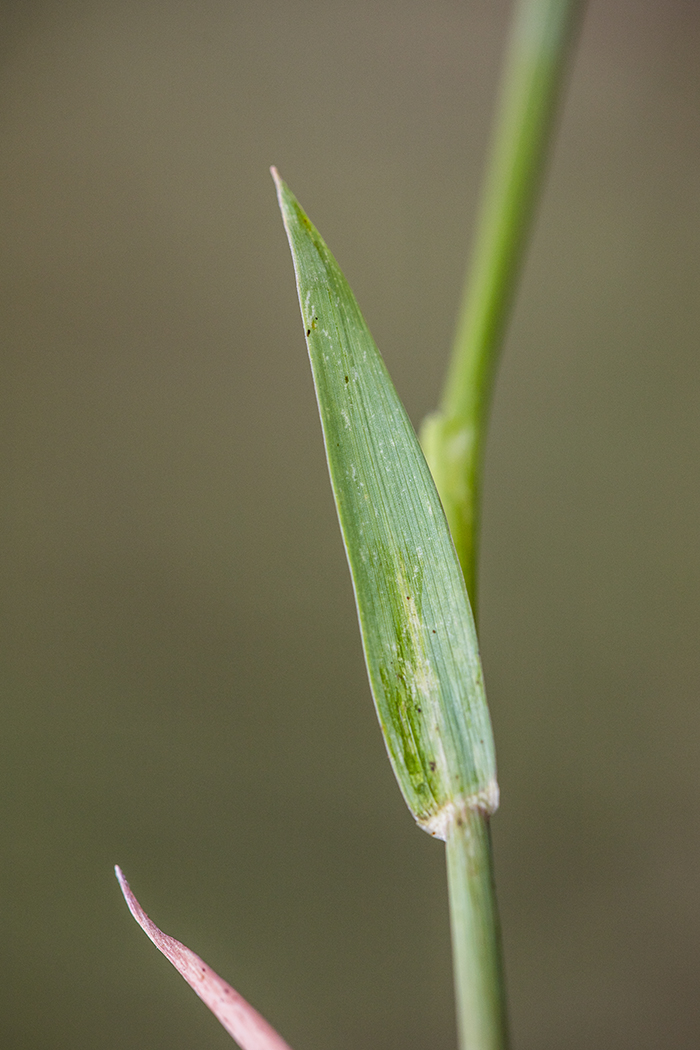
{"left": 115, "top": 867, "right": 294, "bottom": 1050}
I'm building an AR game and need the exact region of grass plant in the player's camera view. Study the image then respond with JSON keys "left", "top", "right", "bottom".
{"left": 117, "top": 2, "right": 583, "bottom": 1048}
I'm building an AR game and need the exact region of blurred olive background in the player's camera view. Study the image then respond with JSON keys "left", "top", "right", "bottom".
{"left": 1, "top": 1, "right": 699, "bottom": 1047}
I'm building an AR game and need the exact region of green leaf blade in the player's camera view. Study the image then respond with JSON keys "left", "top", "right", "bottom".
{"left": 273, "top": 170, "right": 498, "bottom": 836}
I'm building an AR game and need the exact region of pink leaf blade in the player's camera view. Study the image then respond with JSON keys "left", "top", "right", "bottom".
{"left": 115, "top": 866, "right": 295, "bottom": 1050}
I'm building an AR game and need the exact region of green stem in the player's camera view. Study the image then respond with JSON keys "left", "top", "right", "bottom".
{"left": 421, "top": 0, "right": 583, "bottom": 608}
{"left": 446, "top": 810, "right": 509, "bottom": 1050}
{"left": 433, "top": 11, "right": 584, "bottom": 1046}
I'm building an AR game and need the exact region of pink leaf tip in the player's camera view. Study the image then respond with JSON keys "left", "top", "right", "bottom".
{"left": 115, "top": 866, "right": 294, "bottom": 1050}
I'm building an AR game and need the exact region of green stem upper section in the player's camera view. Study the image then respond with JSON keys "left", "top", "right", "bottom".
{"left": 421, "top": 0, "right": 583, "bottom": 608}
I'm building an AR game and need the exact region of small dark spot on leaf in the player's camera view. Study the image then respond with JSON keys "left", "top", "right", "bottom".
{"left": 416, "top": 706, "right": 422, "bottom": 713}
{"left": 432, "top": 629, "right": 436, "bottom": 634}
{"left": 429, "top": 761, "right": 436, "bottom": 771}
{"left": 306, "top": 328, "right": 311, "bottom": 336}
{"left": 344, "top": 375, "right": 349, "bottom": 383}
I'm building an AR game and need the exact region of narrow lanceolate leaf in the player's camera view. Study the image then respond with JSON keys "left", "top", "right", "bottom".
{"left": 115, "top": 867, "right": 294, "bottom": 1050}
{"left": 273, "top": 170, "right": 498, "bottom": 837}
